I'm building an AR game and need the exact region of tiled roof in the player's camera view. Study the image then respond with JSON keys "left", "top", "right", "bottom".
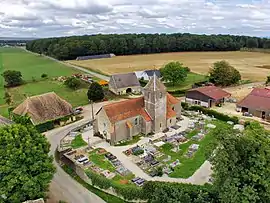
{"left": 188, "top": 86, "right": 231, "bottom": 100}
{"left": 111, "top": 72, "right": 140, "bottom": 89}
{"left": 103, "top": 93, "right": 179, "bottom": 123}
{"left": 237, "top": 88, "right": 270, "bottom": 111}
{"left": 103, "top": 97, "right": 151, "bottom": 123}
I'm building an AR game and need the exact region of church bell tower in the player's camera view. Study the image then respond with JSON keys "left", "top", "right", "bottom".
{"left": 143, "top": 74, "right": 167, "bottom": 133}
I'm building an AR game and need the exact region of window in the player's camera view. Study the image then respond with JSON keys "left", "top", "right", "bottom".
{"left": 160, "top": 123, "right": 162, "bottom": 128}
{"left": 160, "top": 92, "right": 162, "bottom": 98}
{"left": 103, "top": 123, "right": 106, "bottom": 128}
{"left": 170, "top": 119, "right": 172, "bottom": 123}
{"left": 148, "top": 92, "right": 150, "bottom": 99}
{"left": 135, "top": 118, "right": 138, "bottom": 125}
{"left": 172, "top": 106, "right": 175, "bottom": 111}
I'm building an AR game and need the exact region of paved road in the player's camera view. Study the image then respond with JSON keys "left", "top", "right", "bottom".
{"left": 22, "top": 48, "right": 110, "bottom": 81}
{"left": 46, "top": 119, "right": 106, "bottom": 203}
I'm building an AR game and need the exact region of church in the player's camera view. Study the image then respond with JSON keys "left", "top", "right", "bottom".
{"left": 94, "top": 74, "right": 182, "bottom": 145}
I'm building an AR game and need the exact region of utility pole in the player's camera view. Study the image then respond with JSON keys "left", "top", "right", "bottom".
{"left": 91, "top": 100, "right": 94, "bottom": 121}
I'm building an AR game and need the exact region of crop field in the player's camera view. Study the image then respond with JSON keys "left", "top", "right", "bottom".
{"left": 0, "top": 47, "right": 88, "bottom": 117}
{"left": 68, "top": 51, "right": 270, "bottom": 81}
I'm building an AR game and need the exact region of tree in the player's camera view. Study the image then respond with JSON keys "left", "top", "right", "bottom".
{"left": 211, "top": 122, "right": 270, "bottom": 203}
{"left": 64, "top": 77, "right": 82, "bottom": 90}
{"left": 87, "top": 82, "right": 104, "bottom": 102}
{"left": 41, "top": 73, "right": 48, "bottom": 79}
{"left": 246, "top": 38, "right": 258, "bottom": 48}
{"left": 160, "top": 61, "right": 188, "bottom": 85}
{"left": 263, "top": 40, "right": 270, "bottom": 49}
{"left": 2, "top": 70, "right": 23, "bottom": 87}
{"left": 4, "top": 91, "right": 11, "bottom": 105}
{"left": 266, "top": 76, "right": 270, "bottom": 85}
{"left": 209, "top": 61, "right": 241, "bottom": 86}
{"left": 0, "top": 124, "right": 55, "bottom": 202}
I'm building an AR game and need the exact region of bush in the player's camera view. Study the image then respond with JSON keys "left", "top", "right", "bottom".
{"left": 189, "top": 105, "right": 239, "bottom": 123}
{"left": 2, "top": 70, "right": 23, "bottom": 87}
{"left": 64, "top": 77, "right": 82, "bottom": 90}
{"left": 86, "top": 170, "right": 111, "bottom": 189}
{"left": 41, "top": 73, "right": 48, "bottom": 78}
{"left": 87, "top": 82, "right": 105, "bottom": 102}
{"left": 181, "top": 102, "right": 189, "bottom": 110}
{"left": 133, "top": 149, "right": 144, "bottom": 156}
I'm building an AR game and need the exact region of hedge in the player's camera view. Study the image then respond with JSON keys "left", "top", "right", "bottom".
{"left": 186, "top": 105, "right": 239, "bottom": 124}
{"left": 143, "top": 181, "right": 218, "bottom": 203}
{"left": 85, "top": 170, "right": 145, "bottom": 200}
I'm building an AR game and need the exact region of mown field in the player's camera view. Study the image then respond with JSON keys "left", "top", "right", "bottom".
{"left": 68, "top": 51, "right": 270, "bottom": 81}
{"left": 0, "top": 47, "right": 89, "bottom": 117}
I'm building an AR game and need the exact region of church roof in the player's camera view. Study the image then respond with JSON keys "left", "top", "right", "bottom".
{"left": 102, "top": 93, "right": 179, "bottom": 123}
{"left": 144, "top": 73, "right": 166, "bottom": 92}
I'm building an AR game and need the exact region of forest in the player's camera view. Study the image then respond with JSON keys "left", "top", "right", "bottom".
{"left": 26, "top": 33, "right": 270, "bottom": 60}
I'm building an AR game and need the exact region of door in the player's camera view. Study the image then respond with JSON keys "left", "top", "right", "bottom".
{"left": 209, "top": 100, "right": 212, "bottom": 108}
{"left": 262, "top": 111, "right": 266, "bottom": 119}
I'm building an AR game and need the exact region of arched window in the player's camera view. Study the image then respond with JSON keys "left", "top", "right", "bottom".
{"left": 172, "top": 106, "right": 175, "bottom": 111}
{"left": 148, "top": 92, "right": 150, "bottom": 99}
{"left": 160, "top": 92, "right": 162, "bottom": 98}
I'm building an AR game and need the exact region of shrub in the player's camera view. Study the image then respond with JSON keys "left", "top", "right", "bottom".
{"left": 41, "top": 73, "right": 48, "bottom": 78}
{"left": 87, "top": 82, "right": 105, "bottom": 102}
{"left": 181, "top": 102, "right": 189, "bottom": 110}
{"left": 86, "top": 170, "right": 111, "bottom": 189}
{"left": 64, "top": 77, "right": 82, "bottom": 90}
{"left": 133, "top": 149, "right": 144, "bottom": 156}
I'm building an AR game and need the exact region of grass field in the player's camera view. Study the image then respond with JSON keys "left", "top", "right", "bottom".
{"left": 0, "top": 47, "right": 90, "bottom": 117}
{"left": 68, "top": 51, "right": 270, "bottom": 81}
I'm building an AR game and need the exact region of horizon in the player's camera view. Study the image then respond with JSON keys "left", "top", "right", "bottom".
{"left": 1, "top": 0, "right": 270, "bottom": 38}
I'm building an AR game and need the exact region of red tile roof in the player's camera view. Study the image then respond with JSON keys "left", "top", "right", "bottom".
{"left": 188, "top": 86, "right": 231, "bottom": 100}
{"left": 237, "top": 88, "right": 270, "bottom": 111}
{"left": 103, "top": 94, "right": 180, "bottom": 123}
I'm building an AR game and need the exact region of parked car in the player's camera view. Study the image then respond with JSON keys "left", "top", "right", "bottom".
{"left": 243, "top": 112, "right": 253, "bottom": 117}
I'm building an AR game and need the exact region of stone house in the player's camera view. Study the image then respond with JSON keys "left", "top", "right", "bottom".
{"left": 237, "top": 88, "right": 270, "bottom": 120}
{"left": 185, "top": 86, "right": 231, "bottom": 108}
{"left": 95, "top": 75, "right": 181, "bottom": 145}
{"left": 109, "top": 72, "right": 141, "bottom": 95}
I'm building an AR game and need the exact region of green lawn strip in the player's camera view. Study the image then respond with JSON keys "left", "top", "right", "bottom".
{"left": 0, "top": 49, "right": 5, "bottom": 105}
{"left": 62, "top": 165, "right": 127, "bottom": 203}
{"left": 71, "top": 134, "right": 87, "bottom": 149}
{"left": 7, "top": 80, "right": 89, "bottom": 107}
{"left": 0, "top": 48, "right": 82, "bottom": 82}
{"left": 0, "top": 106, "right": 9, "bottom": 118}
{"left": 166, "top": 72, "right": 207, "bottom": 91}
{"left": 115, "top": 134, "right": 142, "bottom": 146}
{"left": 89, "top": 149, "right": 116, "bottom": 172}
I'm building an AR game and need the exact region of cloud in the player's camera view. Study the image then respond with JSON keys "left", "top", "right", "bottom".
{"left": 0, "top": 0, "right": 270, "bottom": 38}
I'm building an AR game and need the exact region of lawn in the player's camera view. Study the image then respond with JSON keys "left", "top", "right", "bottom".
{"left": 71, "top": 134, "right": 88, "bottom": 149}
{"left": 8, "top": 80, "right": 89, "bottom": 107}
{"left": 165, "top": 72, "right": 207, "bottom": 92}
{"left": 0, "top": 47, "right": 93, "bottom": 117}
{"left": 115, "top": 134, "right": 142, "bottom": 146}
{"left": 160, "top": 121, "right": 225, "bottom": 178}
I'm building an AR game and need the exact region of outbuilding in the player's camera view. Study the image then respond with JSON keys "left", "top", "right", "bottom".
{"left": 185, "top": 86, "right": 231, "bottom": 108}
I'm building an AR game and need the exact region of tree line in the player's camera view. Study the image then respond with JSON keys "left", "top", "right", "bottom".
{"left": 26, "top": 33, "right": 270, "bottom": 60}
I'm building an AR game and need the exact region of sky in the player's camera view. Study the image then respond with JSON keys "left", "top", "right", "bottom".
{"left": 0, "top": 0, "right": 269, "bottom": 38}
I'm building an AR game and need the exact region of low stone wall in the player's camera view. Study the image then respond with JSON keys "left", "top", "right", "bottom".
{"left": 57, "top": 148, "right": 145, "bottom": 203}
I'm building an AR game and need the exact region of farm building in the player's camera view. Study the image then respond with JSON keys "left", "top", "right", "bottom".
{"left": 237, "top": 88, "right": 270, "bottom": 120}
{"left": 109, "top": 72, "right": 141, "bottom": 95}
{"left": 0, "top": 115, "right": 13, "bottom": 127}
{"left": 12, "top": 92, "right": 75, "bottom": 132}
{"left": 94, "top": 75, "right": 181, "bottom": 145}
{"left": 76, "top": 54, "right": 115, "bottom": 61}
{"left": 185, "top": 86, "right": 231, "bottom": 108}
{"left": 135, "top": 70, "right": 161, "bottom": 81}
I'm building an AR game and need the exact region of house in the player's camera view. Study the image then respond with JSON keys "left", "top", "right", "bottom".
{"left": 185, "top": 86, "right": 231, "bottom": 108}
{"left": 109, "top": 72, "right": 141, "bottom": 95}
{"left": 0, "top": 115, "right": 13, "bottom": 127}
{"left": 12, "top": 92, "right": 74, "bottom": 131}
{"left": 237, "top": 88, "right": 270, "bottom": 120}
{"left": 94, "top": 74, "right": 181, "bottom": 145}
{"left": 135, "top": 70, "right": 161, "bottom": 81}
